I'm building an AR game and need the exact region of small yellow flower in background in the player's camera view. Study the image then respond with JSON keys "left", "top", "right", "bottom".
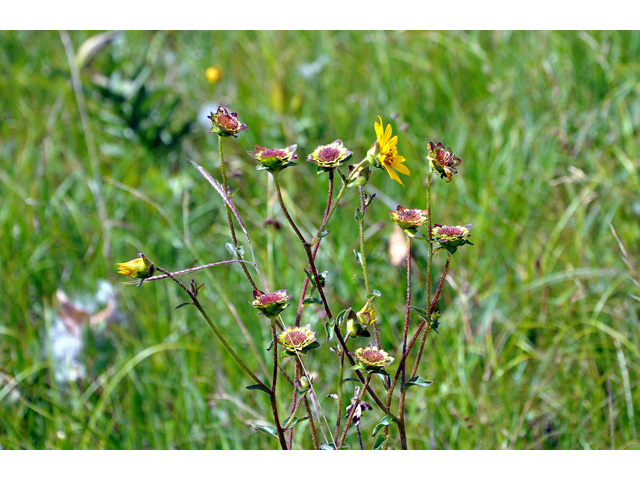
{"left": 307, "top": 139, "right": 353, "bottom": 171}
{"left": 427, "top": 141, "right": 461, "bottom": 182}
{"left": 390, "top": 205, "right": 428, "bottom": 236}
{"left": 251, "top": 289, "right": 293, "bottom": 317}
{"left": 205, "top": 65, "right": 222, "bottom": 84}
{"left": 116, "top": 253, "right": 155, "bottom": 287}
{"left": 354, "top": 344, "right": 394, "bottom": 368}
{"left": 372, "top": 116, "right": 410, "bottom": 186}
{"left": 278, "top": 325, "right": 318, "bottom": 354}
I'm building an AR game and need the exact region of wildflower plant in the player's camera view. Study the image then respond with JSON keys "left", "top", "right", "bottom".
{"left": 115, "top": 106, "right": 473, "bottom": 449}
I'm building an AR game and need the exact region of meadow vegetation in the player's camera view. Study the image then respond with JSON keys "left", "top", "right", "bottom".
{"left": 1, "top": 31, "right": 639, "bottom": 449}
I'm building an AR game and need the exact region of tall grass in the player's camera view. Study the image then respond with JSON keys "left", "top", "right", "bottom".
{"left": 1, "top": 30, "right": 638, "bottom": 449}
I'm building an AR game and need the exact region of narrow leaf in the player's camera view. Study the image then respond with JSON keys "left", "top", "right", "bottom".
{"left": 410, "top": 306, "right": 429, "bottom": 320}
{"left": 251, "top": 424, "right": 278, "bottom": 437}
{"left": 404, "top": 376, "right": 434, "bottom": 390}
{"left": 246, "top": 384, "right": 272, "bottom": 395}
{"left": 174, "top": 302, "right": 192, "bottom": 309}
{"left": 303, "top": 297, "right": 323, "bottom": 305}
{"left": 372, "top": 434, "right": 387, "bottom": 450}
{"left": 372, "top": 415, "right": 395, "bottom": 437}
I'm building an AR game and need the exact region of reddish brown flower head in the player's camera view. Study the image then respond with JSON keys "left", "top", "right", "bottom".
{"left": 354, "top": 344, "right": 394, "bottom": 367}
{"left": 307, "top": 139, "right": 353, "bottom": 170}
{"left": 278, "top": 325, "right": 317, "bottom": 353}
{"left": 431, "top": 223, "right": 473, "bottom": 253}
{"left": 427, "top": 142, "right": 461, "bottom": 182}
{"left": 248, "top": 144, "right": 298, "bottom": 173}
{"left": 251, "top": 289, "right": 293, "bottom": 317}
{"left": 208, "top": 106, "right": 248, "bottom": 137}
{"left": 390, "top": 205, "right": 428, "bottom": 236}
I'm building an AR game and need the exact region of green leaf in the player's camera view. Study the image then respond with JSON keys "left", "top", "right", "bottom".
{"left": 341, "top": 377, "right": 360, "bottom": 385}
{"left": 353, "top": 249, "right": 363, "bottom": 266}
{"left": 354, "top": 208, "right": 364, "bottom": 222}
{"left": 303, "top": 297, "right": 323, "bottom": 305}
{"left": 367, "top": 289, "right": 382, "bottom": 299}
{"left": 302, "top": 341, "right": 321, "bottom": 353}
{"left": 410, "top": 306, "right": 429, "bottom": 320}
{"left": 372, "top": 434, "right": 387, "bottom": 450}
{"left": 283, "top": 416, "right": 310, "bottom": 431}
{"left": 404, "top": 376, "right": 433, "bottom": 390}
{"left": 310, "top": 230, "right": 330, "bottom": 246}
{"left": 324, "top": 322, "right": 334, "bottom": 341}
{"left": 246, "top": 384, "right": 272, "bottom": 395}
{"left": 251, "top": 424, "right": 278, "bottom": 437}
{"left": 174, "top": 302, "right": 192, "bottom": 309}
{"left": 335, "top": 308, "right": 352, "bottom": 327}
{"left": 266, "top": 340, "right": 274, "bottom": 351}
{"left": 351, "top": 363, "right": 366, "bottom": 372}
{"left": 225, "top": 242, "right": 244, "bottom": 259}
{"left": 320, "top": 443, "right": 337, "bottom": 450}
{"left": 372, "top": 415, "right": 395, "bottom": 437}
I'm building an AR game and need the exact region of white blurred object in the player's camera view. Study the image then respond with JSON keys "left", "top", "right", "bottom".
{"left": 49, "top": 280, "right": 118, "bottom": 383}
{"left": 197, "top": 102, "right": 218, "bottom": 131}
{"left": 389, "top": 226, "right": 409, "bottom": 267}
{"left": 298, "top": 54, "right": 330, "bottom": 79}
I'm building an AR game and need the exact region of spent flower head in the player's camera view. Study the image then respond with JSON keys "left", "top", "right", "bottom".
{"left": 345, "top": 386, "right": 373, "bottom": 426}
{"left": 390, "top": 205, "right": 428, "bottom": 237}
{"left": 208, "top": 106, "right": 248, "bottom": 137}
{"left": 354, "top": 344, "right": 394, "bottom": 368}
{"left": 248, "top": 144, "right": 298, "bottom": 173}
{"left": 307, "top": 139, "right": 352, "bottom": 172}
{"left": 278, "top": 325, "right": 318, "bottom": 354}
{"left": 116, "top": 253, "right": 155, "bottom": 287}
{"left": 431, "top": 223, "right": 473, "bottom": 253}
{"left": 251, "top": 289, "right": 293, "bottom": 317}
{"left": 427, "top": 141, "right": 461, "bottom": 182}
{"left": 368, "top": 116, "right": 410, "bottom": 186}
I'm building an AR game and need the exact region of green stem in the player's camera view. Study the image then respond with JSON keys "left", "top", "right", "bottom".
{"left": 270, "top": 318, "right": 288, "bottom": 450}
{"left": 358, "top": 186, "right": 380, "bottom": 348}
{"left": 334, "top": 339, "right": 346, "bottom": 440}
{"left": 218, "top": 136, "right": 257, "bottom": 290}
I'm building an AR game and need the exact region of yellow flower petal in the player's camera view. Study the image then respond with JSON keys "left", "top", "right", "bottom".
{"left": 384, "top": 164, "right": 404, "bottom": 186}
{"left": 393, "top": 161, "right": 410, "bottom": 175}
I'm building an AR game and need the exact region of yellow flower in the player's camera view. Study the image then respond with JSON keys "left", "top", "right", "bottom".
{"left": 374, "top": 116, "right": 410, "bottom": 186}
{"left": 205, "top": 66, "right": 222, "bottom": 84}
{"left": 116, "top": 254, "right": 155, "bottom": 286}
{"left": 356, "top": 299, "right": 377, "bottom": 327}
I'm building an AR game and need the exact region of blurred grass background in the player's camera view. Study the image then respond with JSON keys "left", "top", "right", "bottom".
{"left": 1, "top": 30, "right": 639, "bottom": 449}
